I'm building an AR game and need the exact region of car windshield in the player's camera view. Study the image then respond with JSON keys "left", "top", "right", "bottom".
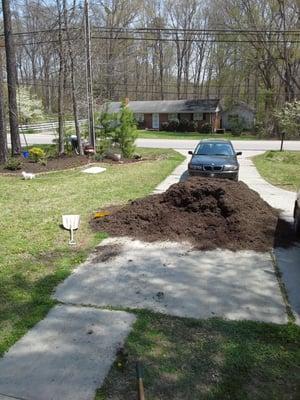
{"left": 195, "top": 142, "right": 234, "bottom": 156}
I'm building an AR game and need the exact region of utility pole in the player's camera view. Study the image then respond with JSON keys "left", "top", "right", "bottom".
{"left": 0, "top": 44, "right": 8, "bottom": 164}
{"left": 2, "top": 0, "right": 21, "bottom": 155}
{"left": 84, "top": 0, "right": 95, "bottom": 150}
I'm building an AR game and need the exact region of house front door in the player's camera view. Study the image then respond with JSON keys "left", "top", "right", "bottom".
{"left": 152, "top": 113, "right": 160, "bottom": 129}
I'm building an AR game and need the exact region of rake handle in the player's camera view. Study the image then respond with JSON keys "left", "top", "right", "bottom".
{"left": 136, "top": 362, "right": 145, "bottom": 400}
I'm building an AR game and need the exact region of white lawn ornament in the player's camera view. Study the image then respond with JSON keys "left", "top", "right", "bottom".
{"left": 22, "top": 171, "right": 35, "bottom": 180}
{"left": 62, "top": 215, "right": 80, "bottom": 245}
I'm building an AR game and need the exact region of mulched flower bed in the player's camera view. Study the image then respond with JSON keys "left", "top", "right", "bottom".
{"left": 0, "top": 154, "right": 145, "bottom": 174}
{"left": 91, "top": 176, "right": 297, "bottom": 252}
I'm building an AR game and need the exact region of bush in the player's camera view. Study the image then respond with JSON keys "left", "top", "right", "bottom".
{"left": 178, "top": 119, "right": 197, "bottom": 132}
{"left": 96, "top": 139, "right": 112, "bottom": 157}
{"left": 199, "top": 123, "right": 212, "bottom": 133}
{"left": 228, "top": 117, "right": 245, "bottom": 136}
{"left": 29, "top": 147, "right": 46, "bottom": 163}
{"left": 160, "top": 120, "right": 179, "bottom": 132}
{"left": 5, "top": 158, "right": 22, "bottom": 171}
{"left": 94, "top": 153, "right": 104, "bottom": 162}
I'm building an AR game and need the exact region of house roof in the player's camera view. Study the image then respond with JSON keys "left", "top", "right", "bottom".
{"left": 221, "top": 101, "right": 255, "bottom": 113}
{"left": 101, "top": 99, "right": 221, "bottom": 114}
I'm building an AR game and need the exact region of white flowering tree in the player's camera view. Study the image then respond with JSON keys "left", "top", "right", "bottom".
{"left": 17, "top": 87, "right": 45, "bottom": 124}
{"left": 274, "top": 101, "right": 300, "bottom": 150}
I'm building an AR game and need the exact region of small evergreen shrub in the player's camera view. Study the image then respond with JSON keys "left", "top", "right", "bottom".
{"left": 5, "top": 158, "right": 22, "bottom": 171}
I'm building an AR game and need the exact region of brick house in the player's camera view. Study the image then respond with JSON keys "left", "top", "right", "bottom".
{"left": 101, "top": 99, "right": 222, "bottom": 131}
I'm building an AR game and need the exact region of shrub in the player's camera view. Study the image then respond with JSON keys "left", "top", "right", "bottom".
{"left": 29, "top": 147, "right": 46, "bottom": 163}
{"left": 5, "top": 158, "right": 22, "bottom": 171}
{"left": 228, "top": 116, "right": 245, "bottom": 136}
{"left": 96, "top": 139, "right": 112, "bottom": 157}
{"left": 160, "top": 120, "right": 179, "bottom": 132}
{"left": 94, "top": 153, "right": 104, "bottom": 162}
{"left": 199, "top": 123, "right": 212, "bottom": 133}
{"left": 178, "top": 119, "right": 197, "bottom": 132}
{"left": 115, "top": 102, "right": 137, "bottom": 158}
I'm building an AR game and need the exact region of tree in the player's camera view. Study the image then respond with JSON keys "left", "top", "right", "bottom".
{"left": 0, "top": 49, "right": 8, "bottom": 164}
{"left": 115, "top": 101, "right": 137, "bottom": 158}
{"left": 2, "top": 0, "right": 21, "bottom": 155}
{"left": 17, "top": 87, "right": 45, "bottom": 124}
{"left": 56, "top": 0, "right": 65, "bottom": 155}
{"left": 274, "top": 100, "right": 300, "bottom": 137}
{"left": 63, "top": 0, "right": 83, "bottom": 154}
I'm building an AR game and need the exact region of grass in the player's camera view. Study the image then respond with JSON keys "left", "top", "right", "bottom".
{"left": 137, "top": 130, "right": 257, "bottom": 140}
{"left": 96, "top": 310, "right": 300, "bottom": 400}
{"left": 0, "top": 147, "right": 184, "bottom": 357}
{"left": 253, "top": 151, "right": 300, "bottom": 191}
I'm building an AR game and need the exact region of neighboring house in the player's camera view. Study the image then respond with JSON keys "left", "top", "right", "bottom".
{"left": 101, "top": 99, "right": 222, "bottom": 131}
{"left": 221, "top": 102, "right": 255, "bottom": 131}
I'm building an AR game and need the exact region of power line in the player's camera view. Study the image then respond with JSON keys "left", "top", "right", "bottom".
{"left": 1, "top": 26, "right": 300, "bottom": 37}
{"left": 91, "top": 35, "right": 300, "bottom": 44}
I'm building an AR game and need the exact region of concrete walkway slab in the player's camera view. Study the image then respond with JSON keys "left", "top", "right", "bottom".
{"left": 153, "top": 150, "right": 188, "bottom": 193}
{"left": 0, "top": 305, "right": 135, "bottom": 400}
{"left": 54, "top": 238, "right": 288, "bottom": 324}
{"left": 238, "top": 152, "right": 296, "bottom": 221}
{"left": 82, "top": 166, "right": 106, "bottom": 174}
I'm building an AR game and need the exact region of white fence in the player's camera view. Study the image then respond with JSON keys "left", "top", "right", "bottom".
{"left": 18, "top": 119, "right": 87, "bottom": 134}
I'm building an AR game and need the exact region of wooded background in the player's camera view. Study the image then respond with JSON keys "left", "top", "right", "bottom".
{"left": 0, "top": 0, "right": 300, "bottom": 128}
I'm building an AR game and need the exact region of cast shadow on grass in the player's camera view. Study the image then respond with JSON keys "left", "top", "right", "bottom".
{"left": 97, "top": 310, "right": 300, "bottom": 400}
{"left": 0, "top": 249, "right": 86, "bottom": 357}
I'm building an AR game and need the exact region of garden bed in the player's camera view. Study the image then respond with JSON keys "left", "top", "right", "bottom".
{"left": 0, "top": 153, "right": 155, "bottom": 175}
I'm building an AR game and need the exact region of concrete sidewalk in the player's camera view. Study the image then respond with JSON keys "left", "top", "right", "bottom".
{"left": 0, "top": 306, "right": 135, "bottom": 400}
{"left": 153, "top": 150, "right": 188, "bottom": 193}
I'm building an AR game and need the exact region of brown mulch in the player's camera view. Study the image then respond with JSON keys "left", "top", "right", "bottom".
{"left": 91, "top": 177, "right": 296, "bottom": 252}
{"left": 0, "top": 154, "right": 145, "bottom": 175}
{"left": 0, "top": 155, "right": 91, "bottom": 174}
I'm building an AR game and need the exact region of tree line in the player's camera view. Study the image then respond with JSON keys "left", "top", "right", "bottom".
{"left": 0, "top": 0, "right": 300, "bottom": 162}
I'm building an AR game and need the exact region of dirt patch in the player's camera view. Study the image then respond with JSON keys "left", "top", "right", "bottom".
{"left": 91, "top": 177, "right": 283, "bottom": 252}
{"left": 91, "top": 244, "right": 123, "bottom": 263}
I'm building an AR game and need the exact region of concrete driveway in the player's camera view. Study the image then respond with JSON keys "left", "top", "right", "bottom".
{"left": 155, "top": 149, "right": 300, "bottom": 324}
{"left": 54, "top": 237, "right": 287, "bottom": 324}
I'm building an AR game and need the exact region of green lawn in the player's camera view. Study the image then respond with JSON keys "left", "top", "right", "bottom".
{"left": 96, "top": 311, "right": 300, "bottom": 400}
{"left": 253, "top": 151, "right": 300, "bottom": 191}
{"left": 137, "top": 130, "right": 257, "bottom": 140}
{"left": 0, "top": 148, "right": 184, "bottom": 356}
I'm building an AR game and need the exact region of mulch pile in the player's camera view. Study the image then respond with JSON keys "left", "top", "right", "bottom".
{"left": 91, "top": 177, "right": 286, "bottom": 252}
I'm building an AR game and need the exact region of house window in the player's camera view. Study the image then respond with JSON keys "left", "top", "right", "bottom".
{"left": 134, "top": 113, "right": 144, "bottom": 123}
{"left": 168, "top": 113, "right": 178, "bottom": 121}
{"left": 194, "top": 113, "right": 203, "bottom": 121}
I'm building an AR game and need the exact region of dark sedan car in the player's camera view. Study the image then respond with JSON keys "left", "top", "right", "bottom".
{"left": 188, "top": 139, "right": 242, "bottom": 181}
